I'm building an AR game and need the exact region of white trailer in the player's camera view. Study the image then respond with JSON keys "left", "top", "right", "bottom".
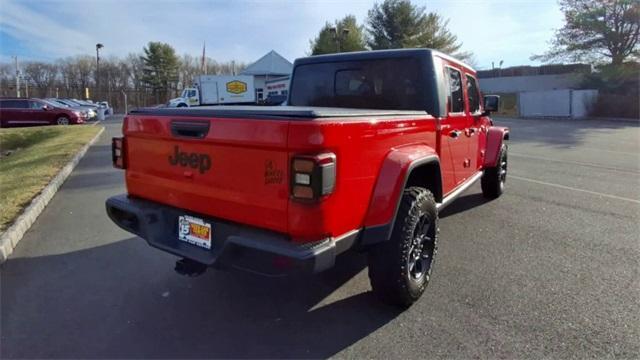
{"left": 168, "top": 75, "right": 256, "bottom": 107}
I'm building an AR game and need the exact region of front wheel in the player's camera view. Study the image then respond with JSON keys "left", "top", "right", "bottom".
{"left": 368, "top": 187, "right": 438, "bottom": 307}
{"left": 481, "top": 144, "right": 508, "bottom": 199}
{"left": 177, "top": 103, "right": 187, "bottom": 108}
{"left": 56, "top": 116, "right": 70, "bottom": 125}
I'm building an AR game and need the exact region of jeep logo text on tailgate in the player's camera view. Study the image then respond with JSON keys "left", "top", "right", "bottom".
{"left": 168, "top": 146, "right": 212, "bottom": 174}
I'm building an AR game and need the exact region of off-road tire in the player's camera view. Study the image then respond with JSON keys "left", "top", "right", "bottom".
{"left": 368, "top": 187, "right": 438, "bottom": 307}
{"left": 481, "top": 144, "right": 507, "bottom": 199}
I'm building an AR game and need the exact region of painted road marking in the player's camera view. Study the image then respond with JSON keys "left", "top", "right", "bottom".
{"left": 510, "top": 175, "right": 640, "bottom": 204}
{"left": 510, "top": 153, "right": 640, "bottom": 174}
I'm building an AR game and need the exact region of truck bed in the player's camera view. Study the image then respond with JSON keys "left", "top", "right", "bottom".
{"left": 129, "top": 105, "right": 429, "bottom": 119}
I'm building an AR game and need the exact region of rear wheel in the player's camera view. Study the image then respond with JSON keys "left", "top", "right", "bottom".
{"left": 481, "top": 144, "right": 508, "bottom": 199}
{"left": 368, "top": 187, "right": 438, "bottom": 307}
{"left": 56, "top": 116, "right": 70, "bottom": 125}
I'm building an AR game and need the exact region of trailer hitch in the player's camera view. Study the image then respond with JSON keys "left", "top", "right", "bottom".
{"left": 174, "top": 258, "right": 208, "bottom": 277}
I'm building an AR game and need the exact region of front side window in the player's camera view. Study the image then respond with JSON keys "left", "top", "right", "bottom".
{"left": 466, "top": 75, "right": 480, "bottom": 114}
{"left": 29, "top": 101, "right": 43, "bottom": 109}
{"left": 447, "top": 67, "right": 464, "bottom": 113}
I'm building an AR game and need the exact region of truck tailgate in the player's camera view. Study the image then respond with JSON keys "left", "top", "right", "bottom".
{"left": 123, "top": 115, "right": 290, "bottom": 233}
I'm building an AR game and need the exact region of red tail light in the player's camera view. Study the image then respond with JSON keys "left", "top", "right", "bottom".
{"left": 112, "top": 137, "right": 126, "bottom": 169}
{"left": 291, "top": 153, "right": 336, "bottom": 201}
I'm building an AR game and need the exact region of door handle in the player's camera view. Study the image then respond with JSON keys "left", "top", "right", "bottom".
{"left": 449, "top": 130, "right": 461, "bottom": 139}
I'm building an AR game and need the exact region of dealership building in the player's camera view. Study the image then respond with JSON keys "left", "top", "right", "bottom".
{"left": 240, "top": 50, "right": 292, "bottom": 101}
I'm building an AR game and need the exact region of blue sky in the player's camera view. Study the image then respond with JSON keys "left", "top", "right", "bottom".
{"left": 0, "top": 0, "right": 563, "bottom": 69}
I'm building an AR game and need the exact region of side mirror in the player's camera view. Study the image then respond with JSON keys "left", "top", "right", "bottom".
{"left": 483, "top": 95, "right": 500, "bottom": 115}
{"left": 42, "top": 105, "right": 52, "bottom": 111}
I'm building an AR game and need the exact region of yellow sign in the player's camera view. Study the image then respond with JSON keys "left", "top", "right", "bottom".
{"left": 226, "top": 80, "right": 247, "bottom": 94}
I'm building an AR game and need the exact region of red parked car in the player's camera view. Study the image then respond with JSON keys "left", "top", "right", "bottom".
{"left": 106, "top": 49, "right": 509, "bottom": 307}
{"left": 0, "top": 98, "right": 87, "bottom": 127}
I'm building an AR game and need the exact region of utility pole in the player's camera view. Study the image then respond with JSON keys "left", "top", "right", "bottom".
{"left": 13, "top": 56, "right": 20, "bottom": 97}
{"left": 329, "top": 27, "right": 350, "bottom": 53}
{"left": 96, "top": 43, "right": 104, "bottom": 100}
{"left": 122, "top": 90, "right": 127, "bottom": 115}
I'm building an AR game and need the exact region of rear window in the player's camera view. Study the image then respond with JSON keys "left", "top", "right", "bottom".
{"left": 289, "top": 58, "right": 426, "bottom": 110}
{"left": 0, "top": 100, "right": 28, "bottom": 109}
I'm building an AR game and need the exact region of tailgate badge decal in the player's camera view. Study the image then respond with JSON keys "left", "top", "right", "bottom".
{"left": 169, "top": 146, "right": 212, "bottom": 174}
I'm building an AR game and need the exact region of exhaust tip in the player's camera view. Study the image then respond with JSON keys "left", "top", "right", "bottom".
{"left": 174, "top": 258, "right": 208, "bottom": 277}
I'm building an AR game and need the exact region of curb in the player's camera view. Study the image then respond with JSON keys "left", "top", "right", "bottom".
{"left": 0, "top": 126, "right": 105, "bottom": 263}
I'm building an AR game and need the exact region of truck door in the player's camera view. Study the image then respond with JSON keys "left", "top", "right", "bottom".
{"left": 441, "top": 64, "right": 470, "bottom": 189}
{"left": 464, "top": 74, "right": 483, "bottom": 172}
{"left": 188, "top": 89, "right": 200, "bottom": 106}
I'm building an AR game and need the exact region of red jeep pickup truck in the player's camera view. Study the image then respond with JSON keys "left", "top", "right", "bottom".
{"left": 106, "top": 49, "right": 509, "bottom": 307}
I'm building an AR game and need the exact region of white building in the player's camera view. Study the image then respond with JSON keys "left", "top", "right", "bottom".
{"left": 240, "top": 50, "right": 292, "bottom": 101}
{"left": 265, "top": 76, "right": 290, "bottom": 97}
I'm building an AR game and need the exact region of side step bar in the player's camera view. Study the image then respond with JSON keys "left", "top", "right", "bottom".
{"left": 436, "top": 171, "right": 483, "bottom": 210}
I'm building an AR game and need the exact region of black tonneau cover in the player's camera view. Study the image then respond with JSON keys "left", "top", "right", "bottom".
{"left": 128, "top": 105, "right": 429, "bottom": 119}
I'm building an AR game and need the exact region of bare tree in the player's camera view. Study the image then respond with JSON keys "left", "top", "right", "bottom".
{"left": 23, "top": 62, "right": 58, "bottom": 97}
{"left": 76, "top": 56, "right": 94, "bottom": 99}
{"left": 179, "top": 54, "right": 200, "bottom": 89}
{"left": 0, "top": 63, "right": 14, "bottom": 97}
{"left": 0, "top": 48, "right": 247, "bottom": 109}
{"left": 58, "top": 57, "right": 80, "bottom": 98}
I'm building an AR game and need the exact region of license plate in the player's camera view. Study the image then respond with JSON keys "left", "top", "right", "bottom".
{"left": 178, "top": 215, "right": 212, "bottom": 249}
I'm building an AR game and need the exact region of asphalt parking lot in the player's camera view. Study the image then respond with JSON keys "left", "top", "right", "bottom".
{"left": 1, "top": 116, "right": 639, "bottom": 359}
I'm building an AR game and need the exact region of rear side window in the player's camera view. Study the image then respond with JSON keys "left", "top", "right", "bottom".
{"left": 0, "top": 100, "right": 28, "bottom": 109}
{"left": 466, "top": 75, "right": 480, "bottom": 113}
{"left": 446, "top": 67, "right": 464, "bottom": 113}
{"left": 289, "top": 58, "right": 427, "bottom": 110}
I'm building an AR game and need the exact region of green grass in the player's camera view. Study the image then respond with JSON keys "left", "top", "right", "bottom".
{"left": 0, "top": 125, "right": 102, "bottom": 231}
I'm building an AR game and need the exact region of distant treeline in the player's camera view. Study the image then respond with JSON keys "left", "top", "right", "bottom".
{"left": 0, "top": 53, "right": 246, "bottom": 113}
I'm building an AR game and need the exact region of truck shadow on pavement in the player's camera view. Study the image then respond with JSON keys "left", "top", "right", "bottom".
{"left": 439, "top": 192, "right": 490, "bottom": 219}
{"left": 1, "top": 238, "right": 402, "bottom": 358}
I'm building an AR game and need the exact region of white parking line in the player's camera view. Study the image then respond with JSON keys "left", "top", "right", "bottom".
{"left": 510, "top": 153, "right": 640, "bottom": 174}
{"left": 91, "top": 120, "right": 101, "bottom": 126}
{"left": 510, "top": 175, "right": 640, "bottom": 204}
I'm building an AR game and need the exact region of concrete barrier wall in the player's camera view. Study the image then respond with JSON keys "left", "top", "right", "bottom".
{"left": 479, "top": 73, "right": 584, "bottom": 93}
{"left": 519, "top": 89, "right": 598, "bottom": 118}
{"left": 571, "top": 90, "right": 598, "bottom": 118}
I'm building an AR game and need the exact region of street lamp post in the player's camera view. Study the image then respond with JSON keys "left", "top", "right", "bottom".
{"left": 13, "top": 56, "right": 20, "bottom": 97}
{"left": 96, "top": 43, "right": 104, "bottom": 100}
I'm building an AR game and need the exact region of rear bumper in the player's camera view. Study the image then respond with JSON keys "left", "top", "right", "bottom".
{"left": 105, "top": 194, "right": 358, "bottom": 276}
